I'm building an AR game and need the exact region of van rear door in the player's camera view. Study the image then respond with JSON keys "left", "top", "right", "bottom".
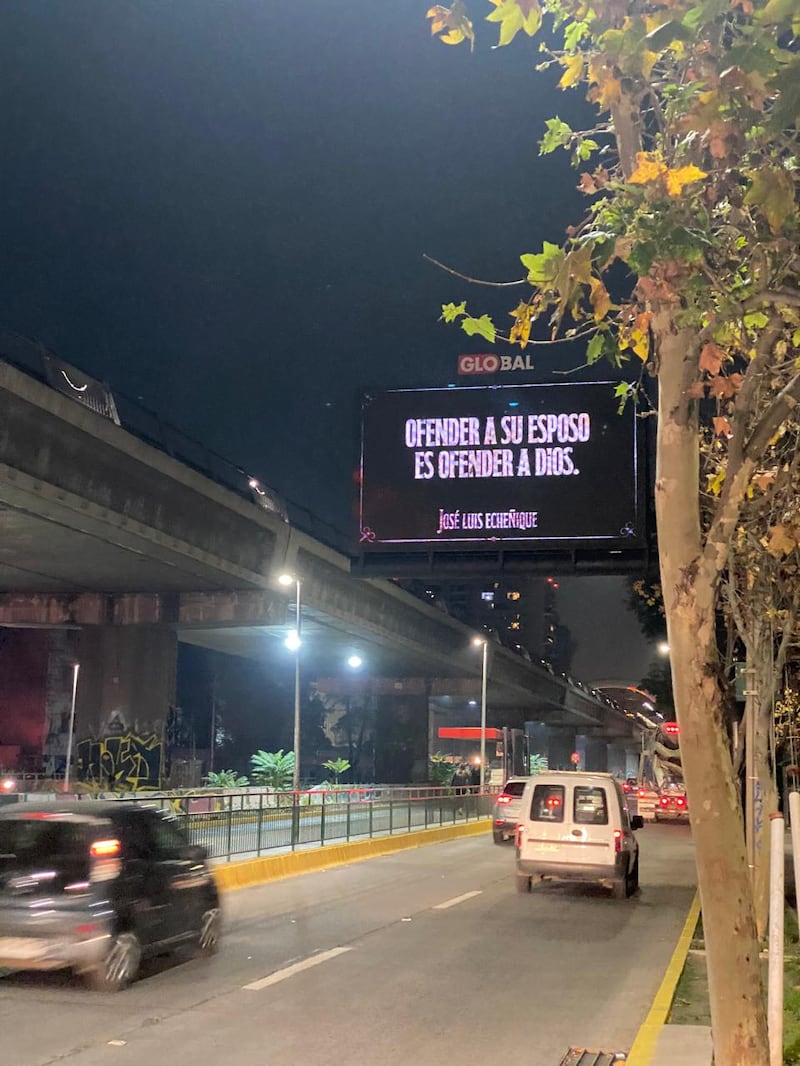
{"left": 568, "top": 783, "right": 615, "bottom": 867}
{"left": 518, "top": 780, "right": 615, "bottom": 868}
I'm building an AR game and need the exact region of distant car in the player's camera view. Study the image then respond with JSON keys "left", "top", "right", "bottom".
{"left": 0, "top": 802, "right": 220, "bottom": 991}
{"left": 492, "top": 776, "right": 529, "bottom": 844}
{"left": 655, "top": 788, "right": 689, "bottom": 822}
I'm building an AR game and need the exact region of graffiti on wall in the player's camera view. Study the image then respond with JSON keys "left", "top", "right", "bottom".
{"left": 76, "top": 733, "right": 163, "bottom": 790}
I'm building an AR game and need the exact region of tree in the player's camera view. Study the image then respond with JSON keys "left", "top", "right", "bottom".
{"left": 425, "top": 2, "right": 800, "bottom": 1061}
{"left": 250, "top": 749, "right": 295, "bottom": 790}
{"left": 203, "top": 769, "right": 250, "bottom": 788}
{"left": 322, "top": 758, "right": 351, "bottom": 785}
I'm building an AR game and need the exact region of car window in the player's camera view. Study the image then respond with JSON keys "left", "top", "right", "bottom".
{"left": 0, "top": 817, "right": 92, "bottom": 884}
{"left": 573, "top": 786, "right": 608, "bottom": 825}
{"left": 148, "top": 815, "right": 189, "bottom": 857}
{"left": 530, "top": 784, "right": 565, "bottom": 822}
{"left": 504, "top": 781, "right": 526, "bottom": 798}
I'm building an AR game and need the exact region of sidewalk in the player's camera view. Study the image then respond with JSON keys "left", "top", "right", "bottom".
{"left": 649, "top": 1025, "right": 712, "bottom": 1066}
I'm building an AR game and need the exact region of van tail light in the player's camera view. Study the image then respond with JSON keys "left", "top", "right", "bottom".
{"left": 638, "top": 789, "right": 647, "bottom": 798}
{"left": 496, "top": 795, "right": 512, "bottom": 805}
{"left": 90, "top": 839, "right": 121, "bottom": 858}
{"left": 614, "top": 829, "right": 623, "bottom": 853}
{"left": 90, "top": 838, "right": 121, "bottom": 883}
{"left": 515, "top": 824, "right": 524, "bottom": 848}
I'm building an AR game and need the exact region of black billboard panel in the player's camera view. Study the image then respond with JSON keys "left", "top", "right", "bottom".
{"left": 358, "top": 383, "right": 641, "bottom": 551}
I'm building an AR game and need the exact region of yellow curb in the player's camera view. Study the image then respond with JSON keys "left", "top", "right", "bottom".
{"left": 625, "top": 892, "right": 702, "bottom": 1066}
{"left": 212, "top": 820, "right": 492, "bottom": 894}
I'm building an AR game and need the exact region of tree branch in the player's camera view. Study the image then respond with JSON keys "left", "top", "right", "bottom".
{"left": 743, "top": 288, "right": 800, "bottom": 311}
{"left": 423, "top": 254, "right": 526, "bottom": 288}
{"left": 727, "top": 317, "right": 783, "bottom": 474}
{"left": 744, "top": 371, "right": 800, "bottom": 464}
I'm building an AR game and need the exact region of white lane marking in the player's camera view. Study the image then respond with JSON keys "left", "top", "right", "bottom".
{"left": 433, "top": 890, "right": 482, "bottom": 910}
{"left": 243, "top": 946, "right": 353, "bottom": 991}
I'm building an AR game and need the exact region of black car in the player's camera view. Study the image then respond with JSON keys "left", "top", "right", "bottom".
{"left": 0, "top": 802, "right": 220, "bottom": 991}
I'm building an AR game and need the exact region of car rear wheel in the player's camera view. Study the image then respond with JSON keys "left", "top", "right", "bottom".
{"left": 493, "top": 829, "right": 504, "bottom": 844}
{"left": 626, "top": 857, "right": 639, "bottom": 897}
{"left": 195, "top": 907, "right": 221, "bottom": 957}
{"left": 86, "top": 931, "right": 141, "bottom": 992}
{"left": 515, "top": 875, "right": 532, "bottom": 894}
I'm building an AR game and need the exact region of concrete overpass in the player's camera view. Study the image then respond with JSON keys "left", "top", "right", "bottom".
{"left": 0, "top": 341, "right": 641, "bottom": 775}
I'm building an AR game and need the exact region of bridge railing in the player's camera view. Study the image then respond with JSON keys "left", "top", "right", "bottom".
{"left": 101, "top": 786, "right": 497, "bottom": 861}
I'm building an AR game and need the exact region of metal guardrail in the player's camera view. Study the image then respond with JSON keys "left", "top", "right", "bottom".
{"left": 100, "top": 786, "right": 496, "bottom": 862}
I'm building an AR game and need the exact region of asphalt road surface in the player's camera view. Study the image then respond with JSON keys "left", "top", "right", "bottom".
{"left": 1, "top": 824, "right": 697, "bottom": 1066}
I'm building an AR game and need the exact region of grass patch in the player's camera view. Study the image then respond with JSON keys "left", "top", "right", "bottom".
{"left": 668, "top": 905, "right": 800, "bottom": 1064}
{"left": 669, "top": 951, "right": 711, "bottom": 1026}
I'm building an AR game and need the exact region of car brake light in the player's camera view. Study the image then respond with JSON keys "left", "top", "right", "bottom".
{"left": 677, "top": 797, "right": 686, "bottom": 807}
{"left": 546, "top": 796, "right": 561, "bottom": 808}
{"left": 638, "top": 789, "right": 647, "bottom": 798}
{"left": 660, "top": 797, "right": 670, "bottom": 807}
{"left": 75, "top": 922, "right": 101, "bottom": 935}
{"left": 614, "top": 829, "right": 622, "bottom": 853}
{"left": 496, "top": 795, "right": 511, "bottom": 805}
{"left": 90, "top": 839, "right": 121, "bottom": 858}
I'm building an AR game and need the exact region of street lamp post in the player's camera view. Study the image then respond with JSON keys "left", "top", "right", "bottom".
{"left": 279, "top": 573, "right": 302, "bottom": 792}
{"left": 472, "top": 636, "right": 489, "bottom": 791}
{"left": 64, "top": 662, "right": 80, "bottom": 791}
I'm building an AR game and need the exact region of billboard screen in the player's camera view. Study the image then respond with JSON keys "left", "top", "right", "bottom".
{"left": 358, "top": 382, "right": 641, "bottom": 551}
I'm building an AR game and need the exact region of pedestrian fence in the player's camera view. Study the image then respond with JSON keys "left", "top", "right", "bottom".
{"left": 105, "top": 786, "right": 498, "bottom": 861}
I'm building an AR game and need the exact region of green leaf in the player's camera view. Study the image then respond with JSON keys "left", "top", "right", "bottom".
{"left": 744, "top": 167, "right": 795, "bottom": 234}
{"left": 540, "top": 117, "right": 573, "bottom": 156}
{"left": 614, "top": 381, "right": 635, "bottom": 413}
{"left": 576, "top": 138, "right": 600, "bottom": 162}
{"left": 442, "top": 301, "right": 467, "bottom": 323}
{"left": 759, "top": 0, "right": 796, "bottom": 25}
{"left": 461, "top": 314, "right": 496, "bottom": 342}
{"left": 587, "top": 332, "right": 605, "bottom": 364}
{"left": 743, "top": 310, "right": 769, "bottom": 330}
{"left": 521, "top": 241, "right": 565, "bottom": 286}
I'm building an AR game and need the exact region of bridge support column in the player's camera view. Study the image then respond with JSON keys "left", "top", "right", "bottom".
{"left": 75, "top": 626, "right": 177, "bottom": 789}
{"left": 580, "top": 736, "right": 608, "bottom": 772}
{"left": 374, "top": 691, "right": 430, "bottom": 784}
{"left": 547, "top": 729, "right": 577, "bottom": 771}
{"left": 606, "top": 742, "right": 627, "bottom": 778}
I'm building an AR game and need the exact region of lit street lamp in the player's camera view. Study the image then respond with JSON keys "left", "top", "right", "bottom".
{"left": 347, "top": 654, "right": 363, "bottom": 670}
{"left": 279, "top": 572, "right": 302, "bottom": 791}
{"left": 472, "top": 635, "right": 489, "bottom": 791}
{"left": 657, "top": 641, "right": 670, "bottom": 656}
{"left": 64, "top": 662, "right": 80, "bottom": 791}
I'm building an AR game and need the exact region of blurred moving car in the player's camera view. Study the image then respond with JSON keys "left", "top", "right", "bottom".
{"left": 0, "top": 802, "right": 220, "bottom": 991}
{"left": 492, "top": 776, "right": 529, "bottom": 844}
{"left": 655, "top": 787, "right": 689, "bottom": 822}
{"left": 621, "top": 777, "right": 638, "bottom": 794}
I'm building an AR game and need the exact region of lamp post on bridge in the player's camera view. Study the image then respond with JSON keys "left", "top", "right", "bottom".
{"left": 279, "top": 573, "right": 302, "bottom": 792}
{"left": 472, "top": 636, "right": 489, "bottom": 792}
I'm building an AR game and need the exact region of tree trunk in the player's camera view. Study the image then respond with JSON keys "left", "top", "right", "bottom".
{"left": 654, "top": 313, "right": 769, "bottom": 1065}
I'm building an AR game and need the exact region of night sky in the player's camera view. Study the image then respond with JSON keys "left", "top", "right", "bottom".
{"left": 0, "top": 0, "right": 654, "bottom": 683}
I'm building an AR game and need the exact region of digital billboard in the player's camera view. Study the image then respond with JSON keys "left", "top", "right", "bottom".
{"left": 357, "top": 382, "right": 641, "bottom": 551}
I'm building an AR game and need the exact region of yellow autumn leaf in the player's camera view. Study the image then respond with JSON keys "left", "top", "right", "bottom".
{"left": 628, "top": 152, "right": 667, "bottom": 185}
{"left": 763, "top": 524, "right": 797, "bottom": 558}
{"left": 706, "top": 469, "right": 726, "bottom": 496}
{"left": 597, "top": 76, "right": 622, "bottom": 109}
{"left": 509, "top": 301, "right": 533, "bottom": 348}
{"left": 588, "top": 278, "right": 611, "bottom": 322}
{"left": 559, "top": 53, "right": 584, "bottom": 89}
{"left": 664, "top": 164, "right": 707, "bottom": 197}
{"left": 630, "top": 326, "right": 650, "bottom": 361}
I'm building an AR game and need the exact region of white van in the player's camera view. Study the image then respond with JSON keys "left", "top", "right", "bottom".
{"left": 514, "top": 771, "right": 643, "bottom": 899}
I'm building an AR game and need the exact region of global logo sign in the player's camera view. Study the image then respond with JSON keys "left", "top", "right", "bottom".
{"left": 458, "top": 353, "right": 534, "bottom": 375}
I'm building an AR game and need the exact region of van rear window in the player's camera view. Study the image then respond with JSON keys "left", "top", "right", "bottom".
{"left": 503, "top": 782, "right": 526, "bottom": 798}
{"left": 574, "top": 787, "right": 608, "bottom": 825}
{"left": 0, "top": 818, "right": 92, "bottom": 888}
{"left": 530, "top": 784, "right": 565, "bottom": 822}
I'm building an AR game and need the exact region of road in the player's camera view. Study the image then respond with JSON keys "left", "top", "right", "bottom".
{"left": 0, "top": 824, "right": 697, "bottom": 1066}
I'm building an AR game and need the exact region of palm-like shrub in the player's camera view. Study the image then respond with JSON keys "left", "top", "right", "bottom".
{"left": 250, "top": 749, "right": 295, "bottom": 790}
{"left": 204, "top": 769, "right": 249, "bottom": 788}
